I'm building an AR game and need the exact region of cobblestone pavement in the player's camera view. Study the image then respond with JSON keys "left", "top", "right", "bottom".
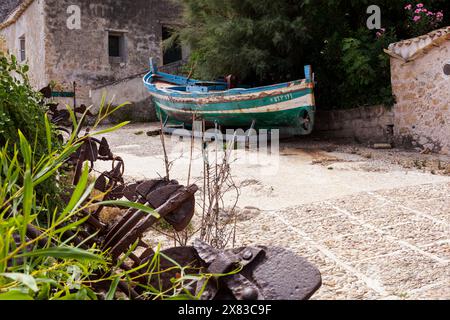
{"left": 234, "top": 183, "right": 450, "bottom": 300}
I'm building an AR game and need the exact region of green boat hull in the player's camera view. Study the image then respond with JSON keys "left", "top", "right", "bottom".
{"left": 152, "top": 87, "right": 315, "bottom": 134}
{"left": 144, "top": 60, "right": 316, "bottom": 135}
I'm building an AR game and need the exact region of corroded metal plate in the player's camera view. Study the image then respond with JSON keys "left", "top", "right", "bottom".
{"left": 154, "top": 245, "right": 322, "bottom": 300}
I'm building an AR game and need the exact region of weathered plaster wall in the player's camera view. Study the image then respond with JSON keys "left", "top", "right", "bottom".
{"left": 315, "top": 105, "right": 395, "bottom": 143}
{"left": 91, "top": 74, "right": 157, "bottom": 122}
{"left": 0, "top": 0, "right": 47, "bottom": 89}
{"left": 43, "top": 0, "right": 181, "bottom": 108}
{"left": 390, "top": 42, "right": 450, "bottom": 154}
{"left": 0, "top": 36, "right": 7, "bottom": 53}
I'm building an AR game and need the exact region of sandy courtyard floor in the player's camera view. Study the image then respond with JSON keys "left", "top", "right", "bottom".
{"left": 95, "top": 123, "right": 450, "bottom": 300}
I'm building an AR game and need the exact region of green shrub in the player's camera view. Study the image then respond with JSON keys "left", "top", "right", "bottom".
{"left": 325, "top": 28, "right": 397, "bottom": 108}
{"left": 0, "top": 54, "right": 61, "bottom": 208}
{"left": 0, "top": 55, "right": 52, "bottom": 153}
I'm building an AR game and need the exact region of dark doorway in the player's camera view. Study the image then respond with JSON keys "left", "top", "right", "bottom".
{"left": 109, "top": 34, "right": 121, "bottom": 57}
{"left": 162, "top": 26, "right": 182, "bottom": 65}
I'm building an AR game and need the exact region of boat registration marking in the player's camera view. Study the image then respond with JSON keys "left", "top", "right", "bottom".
{"left": 270, "top": 93, "right": 293, "bottom": 103}
{"left": 156, "top": 94, "right": 314, "bottom": 115}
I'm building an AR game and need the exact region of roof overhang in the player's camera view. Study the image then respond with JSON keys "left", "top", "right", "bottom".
{"left": 385, "top": 26, "right": 450, "bottom": 62}
{"left": 0, "top": 0, "right": 35, "bottom": 31}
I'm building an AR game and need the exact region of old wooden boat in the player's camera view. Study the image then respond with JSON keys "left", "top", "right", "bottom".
{"left": 143, "top": 59, "right": 316, "bottom": 134}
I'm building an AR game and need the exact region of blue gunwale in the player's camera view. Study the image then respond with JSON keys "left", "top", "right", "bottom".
{"left": 144, "top": 72, "right": 311, "bottom": 99}
{"left": 143, "top": 58, "right": 314, "bottom": 100}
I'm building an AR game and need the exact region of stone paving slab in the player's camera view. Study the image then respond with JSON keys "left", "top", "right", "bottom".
{"left": 286, "top": 213, "right": 367, "bottom": 239}
{"left": 409, "top": 282, "right": 450, "bottom": 300}
{"left": 419, "top": 241, "right": 450, "bottom": 261}
{"left": 346, "top": 204, "right": 416, "bottom": 225}
{"left": 320, "top": 231, "right": 405, "bottom": 262}
{"left": 382, "top": 218, "right": 449, "bottom": 247}
{"left": 350, "top": 250, "right": 450, "bottom": 295}
{"left": 376, "top": 184, "right": 450, "bottom": 201}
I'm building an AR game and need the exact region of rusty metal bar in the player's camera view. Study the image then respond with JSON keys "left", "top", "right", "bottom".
{"left": 110, "top": 185, "right": 199, "bottom": 258}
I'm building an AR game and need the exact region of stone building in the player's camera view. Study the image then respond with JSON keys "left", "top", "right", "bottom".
{"left": 386, "top": 27, "right": 450, "bottom": 154}
{"left": 0, "top": 0, "right": 185, "bottom": 121}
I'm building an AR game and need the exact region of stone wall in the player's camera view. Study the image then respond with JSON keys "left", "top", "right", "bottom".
{"left": 43, "top": 0, "right": 181, "bottom": 108}
{"left": 315, "top": 105, "right": 395, "bottom": 143}
{"left": 390, "top": 42, "right": 450, "bottom": 154}
{"left": 0, "top": 0, "right": 48, "bottom": 89}
{"left": 89, "top": 59, "right": 191, "bottom": 123}
{"left": 90, "top": 73, "right": 157, "bottom": 123}
{"left": 0, "top": 35, "right": 7, "bottom": 53}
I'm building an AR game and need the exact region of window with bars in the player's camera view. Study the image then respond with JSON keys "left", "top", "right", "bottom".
{"left": 19, "top": 36, "right": 26, "bottom": 62}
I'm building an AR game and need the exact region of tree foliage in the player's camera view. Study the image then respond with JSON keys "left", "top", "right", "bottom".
{"left": 175, "top": 0, "right": 449, "bottom": 109}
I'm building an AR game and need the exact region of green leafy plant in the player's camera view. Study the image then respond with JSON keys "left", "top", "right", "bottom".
{"left": 0, "top": 55, "right": 56, "bottom": 157}
{"left": 0, "top": 54, "right": 61, "bottom": 208}
{"left": 338, "top": 28, "right": 397, "bottom": 107}
{"left": 0, "top": 126, "right": 106, "bottom": 300}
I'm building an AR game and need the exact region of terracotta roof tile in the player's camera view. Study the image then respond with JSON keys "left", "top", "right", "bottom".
{"left": 386, "top": 26, "right": 450, "bottom": 61}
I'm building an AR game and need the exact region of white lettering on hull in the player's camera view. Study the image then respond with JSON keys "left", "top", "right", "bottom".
{"left": 157, "top": 94, "right": 314, "bottom": 114}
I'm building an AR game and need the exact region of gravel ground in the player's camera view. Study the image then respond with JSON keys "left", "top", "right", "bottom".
{"left": 95, "top": 123, "right": 450, "bottom": 300}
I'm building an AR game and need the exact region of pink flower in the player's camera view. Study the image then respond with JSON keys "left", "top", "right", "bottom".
{"left": 415, "top": 8, "right": 422, "bottom": 14}
{"left": 405, "top": 4, "right": 412, "bottom": 10}
{"left": 417, "top": 3, "right": 424, "bottom": 8}
{"left": 376, "top": 28, "right": 386, "bottom": 38}
{"left": 427, "top": 11, "right": 434, "bottom": 16}
{"left": 413, "top": 15, "right": 421, "bottom": 22}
